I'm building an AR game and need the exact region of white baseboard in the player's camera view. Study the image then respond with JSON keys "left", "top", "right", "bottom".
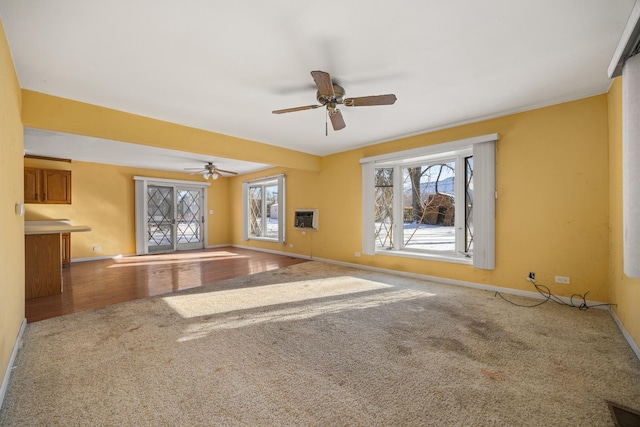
{"left": 609, "top": 308, "right": 640, "bottom": 361}
{"left": 71, "top": 254, "right": 136, "bottom": 263}
{"left": 319, "top": 257, "right": 611, "bottom": 307}
{"left": 205, "top": 244, "right": 234, "bottom": 249}
{"left": 0, "top": 318, "right": 26, "bottom": 410}
{"left": 230, "top": 245, "right": 608, "bottom": 307}
{"left": 231, "top": 244, "right": 312, "bottom": 260}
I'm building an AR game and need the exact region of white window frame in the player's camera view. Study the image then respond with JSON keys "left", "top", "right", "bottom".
{"left": 361, "top": 133, "right": 497, "bottom": 269}
{"left": 242, "top": 174, "right": 286, "bottom": 244}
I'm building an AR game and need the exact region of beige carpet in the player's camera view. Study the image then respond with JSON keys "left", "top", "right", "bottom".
{"left": 1, "top": 261, "right": 639, "bottom": 426}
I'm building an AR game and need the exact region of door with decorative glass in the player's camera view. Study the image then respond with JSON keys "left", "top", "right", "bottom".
{"left": 147, "top": 185, "right": 204, "bottom": 253}
{"left": 175, "top": 188, "right": 204, "bottom": 250}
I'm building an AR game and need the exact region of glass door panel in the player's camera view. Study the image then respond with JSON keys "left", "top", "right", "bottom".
{"left": 147, "top": 185, "right": 174, "bottom": 253}
{"left": 176, "top": 189, "right": 203, "bottom": 250}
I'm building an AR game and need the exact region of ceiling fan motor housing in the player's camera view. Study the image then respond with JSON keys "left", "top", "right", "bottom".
{"left": 317, "top": 84, "right": 345, "bottom": 106}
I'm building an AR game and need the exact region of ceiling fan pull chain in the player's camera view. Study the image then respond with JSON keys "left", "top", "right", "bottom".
{"left": 325, "top": 109, "right": 328, "bottom": 136}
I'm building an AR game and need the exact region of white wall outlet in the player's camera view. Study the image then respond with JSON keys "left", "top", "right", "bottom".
{"left": 289, "top": 244, "right": 293, "bottom": 248}
{"left": 209, "top": 209, "right": 214, "bottom": 215}
{"left": 555, "top": 276, "right": 570, "bottom": 284}
{"left": 355, "top": 252, "right": 361, "bottom": 257}
{"left": 93, "top": 246, "right": 102, "bottom": 252}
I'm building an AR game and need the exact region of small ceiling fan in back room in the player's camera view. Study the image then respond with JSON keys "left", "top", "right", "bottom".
{"left": 272, "top": 70, "right": 397, "bottom": 133}
{"left": 184, "top": 162, "right": 238, "bottom": 180}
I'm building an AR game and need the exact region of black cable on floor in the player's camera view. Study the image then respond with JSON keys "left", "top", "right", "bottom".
{"left": 495, "top": 278, "right": 616, "bottom": 310}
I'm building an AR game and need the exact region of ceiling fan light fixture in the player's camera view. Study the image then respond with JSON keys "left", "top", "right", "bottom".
{"left": 184, "top": 162, "right": 238, "bottom": 179}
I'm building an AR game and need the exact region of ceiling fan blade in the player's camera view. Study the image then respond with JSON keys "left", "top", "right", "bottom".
{"left": 344, "top": 94, "right": 397, "bottom": 107}
{"left": 216, "top": 168, "right": 238, "bottom": 175}
{"left": 186, "top": 169, "right": 207, "bottom": 175}
{"left": 329, "top": 109, "right": 346, "bottom": 131}
{"left": 272, "top": 105, "right": 322, "bottom": 114}
{"left": 311, "top": 70, "right": 335, "bottom": 97}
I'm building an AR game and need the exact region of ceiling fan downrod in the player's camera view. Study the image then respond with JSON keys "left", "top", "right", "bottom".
{"left": 325, "top": 109, "right": 328, "bottom": 136}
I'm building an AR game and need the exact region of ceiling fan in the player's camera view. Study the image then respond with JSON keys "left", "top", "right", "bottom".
{"left": 184, "top": 162, "right": 238, "bottom": 180}
{"left": 272, "top": 70, "right": 397, "bottom": 132}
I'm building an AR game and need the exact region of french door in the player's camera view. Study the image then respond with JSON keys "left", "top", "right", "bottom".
{"left": 135, "top": 176, "right": 209, "bottom": 255}
{"left": 146, "top": 185, "right": 205, "bottom": 253}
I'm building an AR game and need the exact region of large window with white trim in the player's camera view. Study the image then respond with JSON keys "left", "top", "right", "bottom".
{"left": 361, "top": 134, "right": 497, "bottom": 269}
{"left": 374, "top": 151, "right": 473, "bottom": 256}
{"left": 242, "top": 175, "right": 286, "bottom": 244}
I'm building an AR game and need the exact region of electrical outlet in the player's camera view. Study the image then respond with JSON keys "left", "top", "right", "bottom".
{"left": 555, "top": 276, "right": 571, "bottom": 284}
{"left": 93, "top": 246, "right": 102, "bottom": 252}
{"left": 528, "top": 272, "right": 535, "bottom": 281}
{"left": 355, "top": 252, "right": 361, "bottom": 257}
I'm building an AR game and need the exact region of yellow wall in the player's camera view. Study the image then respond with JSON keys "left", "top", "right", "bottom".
{"left": 24, "top": 158, "right": 230, "bottom": 258}
{"left": 232, "top": 95, "right": 611, "bottom": 302}
{"left": 608, "top": 77, "right": 640, "bottom": 347}
{"left": 0, "top": 19, "right": 25, "bottom": 392}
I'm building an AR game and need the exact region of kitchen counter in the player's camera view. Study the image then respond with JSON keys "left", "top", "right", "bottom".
{"left": 24, "top": 219, "right": 91, "bottom": 235}
{"left": 24, "top": 219, "right": 91, "bottom": 300}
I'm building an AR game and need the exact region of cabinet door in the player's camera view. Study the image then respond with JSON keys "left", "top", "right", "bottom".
{"left": 61, "top": 233, "right": 71, "bottom": 267}
{"left": 25, "top": 234, "right": 62, "bottom": 299}
{"left": 42, "top": 169, "right": 71, "bottom": 204}
{"left": 24, "top": 167, "right": 41, "bottom": 203}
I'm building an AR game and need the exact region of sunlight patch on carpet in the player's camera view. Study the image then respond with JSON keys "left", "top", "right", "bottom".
{"left": 163, "top": 276, "right": 399, "bottom": 318}
{"left": 177, "top": 288, "right": 434, "bottom": 341}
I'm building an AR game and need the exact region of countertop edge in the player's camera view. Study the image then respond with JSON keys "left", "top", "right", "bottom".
{"left": 24, "top": 225, "right": 92, "bottom": 235}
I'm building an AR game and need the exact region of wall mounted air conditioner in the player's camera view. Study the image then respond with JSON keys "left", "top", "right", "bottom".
{"left": 294, "top": 209, "right": 318, "bottom": 231}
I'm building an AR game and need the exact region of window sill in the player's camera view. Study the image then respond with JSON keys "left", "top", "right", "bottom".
{"left": 248, "top": 236, "right": 280, "bottom": 243}
{"left": 374, "top": 249, "right": 473, "bottom": 265}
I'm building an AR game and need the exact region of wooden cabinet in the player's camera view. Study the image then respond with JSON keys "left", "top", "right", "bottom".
{"left": 23, "top": 168, "right": 40, "bottom": 203}
{"left": 24, "top": 167, "right": 72, "bottom": 204}
{"left": 25, "top": 234, "right": 62, "bottom": 299}
{"left": 61, "top": 232, "right": 70, "bottom": 267}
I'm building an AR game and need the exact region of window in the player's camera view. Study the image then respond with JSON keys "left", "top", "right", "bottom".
{"left": 242, "top": 175, "right": 286, "bottom": 244}
{"left": 373, "top": 152, "right": 472, "bottom": 256}
{"left": 361, "top": 134, "right": 497, "bottom": 269}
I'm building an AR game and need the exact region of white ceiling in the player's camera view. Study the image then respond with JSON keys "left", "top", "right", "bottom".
{"left": 1, "top": 1, "right": 636, "bottom": 174}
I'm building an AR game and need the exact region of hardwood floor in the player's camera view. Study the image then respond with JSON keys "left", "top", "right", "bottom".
{"left": 25, "top": 247, "right": 308, "bottom": 323}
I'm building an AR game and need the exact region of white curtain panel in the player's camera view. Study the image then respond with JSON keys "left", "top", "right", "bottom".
{"left": 623, "top": 54, "right": 640, "bottom": 279}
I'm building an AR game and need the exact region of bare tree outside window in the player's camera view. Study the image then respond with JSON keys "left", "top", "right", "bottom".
{"left": 248, "top": 183, "right": 279, "bottom": 239}
{"left": 374, "top": 157, "right": 473, "bottom": 254}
